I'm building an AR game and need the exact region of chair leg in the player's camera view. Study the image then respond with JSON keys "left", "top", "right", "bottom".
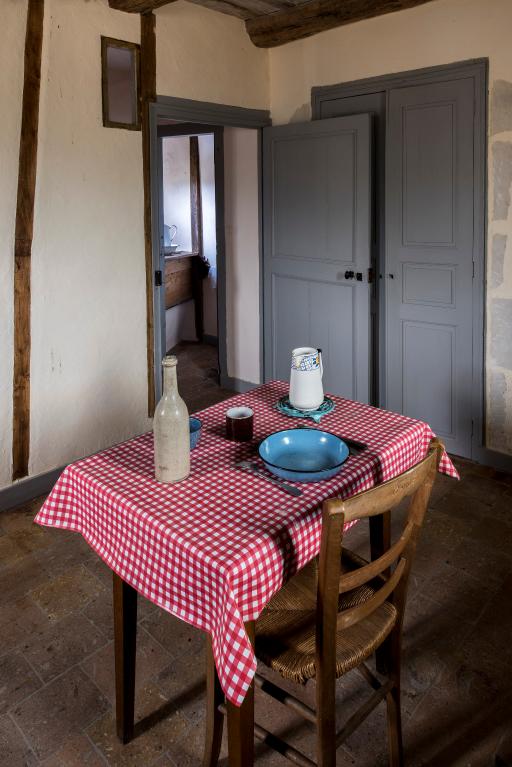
{"left": 386, "top": 684, "right": 404, "bottom": 767}
{"left": 316, "top": 671, "right": 337, "bottom": 767}
{"left": 203, "top": 635, "right": 224, "bottom": 767}
{"left": 386, "top": 630, "right": 404, "bottom": 767}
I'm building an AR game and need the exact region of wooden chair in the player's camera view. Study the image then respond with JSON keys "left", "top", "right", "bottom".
{"left": 204, "top": 438, "right": 443, "bottom": 767}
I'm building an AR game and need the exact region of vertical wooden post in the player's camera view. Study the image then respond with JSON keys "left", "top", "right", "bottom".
{"left": 190, "top": 135, "right": 203, "bottom": 255}
{"left": 140, "top": 11, "right": 157, "bottom": 414}
{"left": 190, "top": 135, "right": 205, "bottom": 341}
{"left": 12, "top": 0, "right": 45, "bottom": 480}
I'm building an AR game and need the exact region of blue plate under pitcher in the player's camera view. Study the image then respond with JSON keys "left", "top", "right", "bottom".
{"left": 258, "top": 429, "right": 349, "bottom": 483}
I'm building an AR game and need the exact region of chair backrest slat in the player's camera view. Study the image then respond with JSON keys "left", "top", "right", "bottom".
{"left": 315, "top": 438, "right": 443, "bottom": 669}
{"left": 331, "top": 446, "right": 439, "bottom": 525}
{"left": 338, "top": 520, "right": 415, "bottom": 593}
{"left": 336, "top": 558, "right": 406, "bottom": 631}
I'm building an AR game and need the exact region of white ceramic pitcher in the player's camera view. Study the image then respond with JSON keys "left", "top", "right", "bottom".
{"left": 289, "top": 347, "right": 324, "bottom": 411}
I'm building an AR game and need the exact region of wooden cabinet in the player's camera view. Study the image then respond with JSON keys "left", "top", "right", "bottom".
{"left": 164, "top": 253, "right": 196, "bottom": 310}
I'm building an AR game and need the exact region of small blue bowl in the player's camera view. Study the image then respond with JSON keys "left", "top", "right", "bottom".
{"left": 258, "top": 428, "right": 349, "bottom": 483}
{"left": 189, "top": 417, "right": 202, "bottom": 450}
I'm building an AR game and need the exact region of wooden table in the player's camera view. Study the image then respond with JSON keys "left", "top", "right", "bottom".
{"left": 35, "top": 381, "right": 456, "bottom": 765}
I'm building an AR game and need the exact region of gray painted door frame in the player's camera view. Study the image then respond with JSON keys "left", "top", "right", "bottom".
{"left": 311, "top": 59, "right": 501, "bottom": 467}
{"left": 149, "top": 97, "right": 270, "bottom": 402}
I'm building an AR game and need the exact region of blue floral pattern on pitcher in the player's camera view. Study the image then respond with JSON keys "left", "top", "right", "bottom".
{"left": 291, "top": 351, "right": 320, "bottom": 371}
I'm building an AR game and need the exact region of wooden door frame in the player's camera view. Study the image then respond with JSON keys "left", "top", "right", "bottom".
{"left": 311, "top": 59, "right": 506, "bottom": 469}
{"left": 149, "top": 97, "right": 270, "bottom": 402}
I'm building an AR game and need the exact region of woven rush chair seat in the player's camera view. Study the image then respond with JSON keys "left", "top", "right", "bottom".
{"left": 256, "top": 551, "right": 398, "bottom": 684}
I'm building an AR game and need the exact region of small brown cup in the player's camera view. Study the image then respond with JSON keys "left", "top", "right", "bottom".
{"left": 226, "top": 406, "right": 254, "bottom": 442}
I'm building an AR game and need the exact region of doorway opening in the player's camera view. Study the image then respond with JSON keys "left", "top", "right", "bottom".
{"left": 156, "top": 122, "right": 223, "bottom": 408}
{"left": 149, "top": 98, "right": 270, "bottom": 408}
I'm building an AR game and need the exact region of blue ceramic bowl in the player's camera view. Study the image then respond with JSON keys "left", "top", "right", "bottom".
{"left": 189, "top": 417, "right": 202, "bottom": 450}
{"left": 258, "top": 429, "right": 349, "bottom": 483}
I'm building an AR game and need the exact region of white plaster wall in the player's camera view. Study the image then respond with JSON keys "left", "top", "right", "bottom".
{"left": 224, "top": 128, "right": 261, "bottom": 385}
{"left": 165, "top": 300, "right": 196, "bottom": 351}
{"left": 162, "top": 135, "right": 192, "bottom": 252}
{"left": 155, "top": 1, "right": 269, "bottom": 110}
{"left": 1, "top": 0, "right": 270, "bottom": 490}
{"left": 269, "top": 0, "right": 512, "bottom": 455}
{"left": 29, "top": 0, "right": 149, "bottom": 476}
{"left": 199, "top": 133, "right": 218, "bottom": 338}
{"left": 0, "top": 0, "right": 27, "bottom": 487}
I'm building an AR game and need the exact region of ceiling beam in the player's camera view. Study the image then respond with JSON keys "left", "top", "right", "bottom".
{"left": 246, "top": 0, "right": 438, "bottom": 47}
{"left": 108, "top": 0, "right": 176, "bottom": 12}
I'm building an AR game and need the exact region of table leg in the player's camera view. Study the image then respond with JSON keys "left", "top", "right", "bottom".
{"left": 113, "top": 573, "right": 138, "bottom": 744}
{"left": 369, "top": 513, "right": 391, "bottom": 675}
{"left": 226, "top": 621, "right": 255, "bottom": 767}
{"left": 203, "top": 635, "right": 224, "bottom": 767}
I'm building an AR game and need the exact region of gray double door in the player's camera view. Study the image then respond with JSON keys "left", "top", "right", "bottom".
{"left": 263, "top": 74, "right": 476, "bottom": 457}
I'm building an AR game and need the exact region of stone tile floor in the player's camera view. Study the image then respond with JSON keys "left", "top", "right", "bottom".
{"left": 1, "top": 342, "right": 511, "bottom": 766}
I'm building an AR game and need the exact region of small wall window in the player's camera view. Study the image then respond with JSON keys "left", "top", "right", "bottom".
{"left": 101, "top": 37, "right": 141, "bottom": 130}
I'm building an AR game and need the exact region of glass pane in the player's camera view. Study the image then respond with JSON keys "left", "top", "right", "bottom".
{"left": 106, "top": 45, "right": 137, "bottom": 125}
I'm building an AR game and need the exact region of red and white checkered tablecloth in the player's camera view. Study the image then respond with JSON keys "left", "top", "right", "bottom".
{"left": 35, "top": 381, "right": 457, "bottom": 706}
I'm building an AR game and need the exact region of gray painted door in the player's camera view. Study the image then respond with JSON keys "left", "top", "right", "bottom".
{"left": 386, "top": 78, "right": 474, "bottom": 456}
{"left": 315, "top": 92, "right": 386, "bottom": 405}
{"left": 263, "top": 115, "right": 373, "bottom": 402}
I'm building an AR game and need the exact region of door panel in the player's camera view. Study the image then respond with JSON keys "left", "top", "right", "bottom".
{"left": 273, "top": 134, "right": 356, "bottom": 261}
{"left": 263, "top": 115, "right": 372, "bottom": 403}
{"left": 315, "top": 91, "right": 386, "bottom": 405}
{"left": 386, "top": 78, "right": 474, "bottom": 456}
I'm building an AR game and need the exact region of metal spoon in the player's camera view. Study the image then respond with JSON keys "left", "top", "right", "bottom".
{"left": 236, "top": 461, "right": 303, "bottom": 497}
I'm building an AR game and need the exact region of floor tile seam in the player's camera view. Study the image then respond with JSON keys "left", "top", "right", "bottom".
{"left": 0, "top": 598, "right": 111, "bottom": 667}
{"left": 17, "top": 646, "right": 47, "bottom": 689}
{"left": 81, "top": 730, "right": 111, "bottom": 767}
{"left": 18, "top": 611, "right": 112, "bottom": 688}
{"left": 78, "top": 564, "right": 117, "bottom": 597}
{"left": 9, "top": 657, "right": 111, "bottom": 719}
{"left": 137, "top": 621, "right": 183, "bottom": 662}
{"left": 78, "top": 638, "right": 115, "bottom": 676}
{"left": 77, "top": 602, "right": 114, "bottom": 642}
{"left": 137, "top": 620, "right": 202, "bottom": 664}
{"left": 151, "top": 671, "right": 207, "bottom": 729}
{"left": 6, "top": 709, "right": 40, "bottom": 765}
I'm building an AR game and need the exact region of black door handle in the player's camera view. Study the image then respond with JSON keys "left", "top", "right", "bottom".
{"left": 344, "top": 270, "right": 355, "bottom": 280}
{"left": 356, "top": 272, "right": 363, "bottom": 281}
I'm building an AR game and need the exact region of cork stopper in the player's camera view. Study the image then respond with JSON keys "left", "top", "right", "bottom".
{"left": 162, "top": 355, "right": 178, "bottom": 368}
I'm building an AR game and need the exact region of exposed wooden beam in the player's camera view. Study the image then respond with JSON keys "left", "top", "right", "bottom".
{"left": 187, "top": 0, "right": 296, "bottom": 20}
{"left": 246, "top": 0, "right": 438, "bottom": 47}
{"left": 109, "top": 0, "right": 175, "bottom": 12}
{"left": 12, "top": 0, "right": 44, "bottom": 481}
{"left": 141, "top": 12, "right": 157, "bottom": 415}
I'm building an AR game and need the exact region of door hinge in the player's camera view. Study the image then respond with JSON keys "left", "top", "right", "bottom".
{"left": 155, "top": 270, "right": 163, "bottom": 287}
{"left": 472, "top": 261, "right": 475, "bottom": 279}
{"left": 367, "top": 267, "right": 374, "bottom": 284}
